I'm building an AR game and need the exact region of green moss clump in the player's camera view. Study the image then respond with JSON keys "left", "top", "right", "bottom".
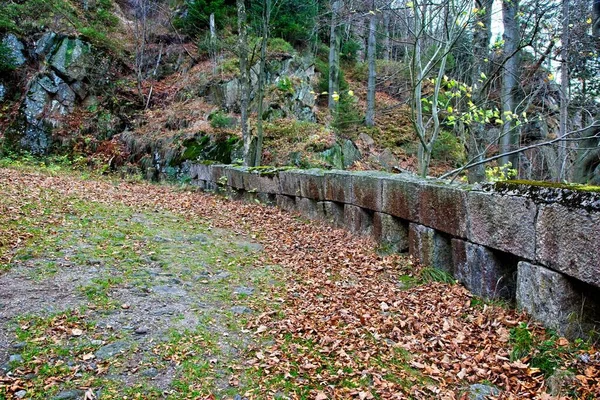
{"left": 500, "top": 180, "right": 600, "bottom": 193}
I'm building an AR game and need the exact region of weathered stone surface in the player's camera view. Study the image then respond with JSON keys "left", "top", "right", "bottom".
{"left": 50, "top": 38, "right": 92, "bottom": 82}
{"left": 323, "top": 170, "right": 353, "bottom": 203}
{"left": 296, "top": 197, "right": 325, "bottom": 220}
{"left": 35, "top": 31, "right": 59, "bottom": 57}
{"left": 257, "top": 192, "right": 276, "bottom": 206}
{"left": 242, "top": 171, "right": 261, "bottom": 192}
{"left": 276, "top": 194, "right": 296, "bottom": 212}
{"left": 381, "top": 174, "right": 421, "bottom": 222}
{"left": 320, "top": 201, "right": 345, "bottom": 227}
{"left": 451, "top": 239, "right": 516, "bottom": 300}
{"left": 225, "top": 166, "right": 248, "bottom": 189}
{"left": 516, "top": 262, "right": 580, "bottom": 337}
{"left": 344, "top": 204, "right": 373, "bottom": 236}
{"left": 2, "top": 34, "right": 26, "bottom": 66}
{"left": 342, "top": 139, "right": 361, "bottom": 168}
{"left": 469, "top": 384, "right": 500, "bottom": 400}
{"left": 373, "top": 213, "right": 409, "bottom": 253}
{"left": 419, "top": 181, "right": 469, "bottom": 238}
{"left": 258, "top": 173, "right": 281, "bottom": 194}
{"left": 192, "top": 163, "right": 211, "bottom": 181}
{"left": 209, "top": 164, "right": 227, "bottom": 186}
{"left": 409, "top": 224, "right": 452, "bottom": 271}
{"left": 298, "top": 169, "right": 325, "bottom": 199}
{"left": 468, "top": 191, "right": 536, "bottom": 259}
{"left": 279, "top": 169, "right": 302, "bottom": 196}
{"left": 350, "top": 171, "right": 388, "bottom": 212}
{"left": 536, "top": 204, "right": 600, "bottom": 287}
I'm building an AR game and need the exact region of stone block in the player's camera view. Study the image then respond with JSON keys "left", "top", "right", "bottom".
{"left": 350, "top": 171, "right": 389, "bottom": 212}
{"left": 225, "top": 167, "right": 248, "bottom": 189}
{"left": 276, "top": 194, "right": 296, "bottom": 213}
{"left": 409, "top": 224, "right": 452, "bottom": 271}
{"left": 258, "top": 173, "right": 281, "bottom": 194}
{"left": 536, "top": 204, "right": 600, "bottom": 288}
{"left": 451, "top": 239, "right": 516, "bottom": 300}
{"left": 373, "top": 213, "right": 409, "bottom": 253}
{"left": 344, "top": 204, "right": 373, "bottom": 236}
{"left": 296, "top": 197, "right": 325, "bottom": 220}
{"left": 209, "top": 164, "right": 227, "bottom": 185}
{"left": 194, "top": 163, "right": 212, "bottom": 182}
{"left": 243, "top": 171, "right": 261, "bottom": 192}
{"left": 467, "top": 191, "right": 536, "bottom": 259}
{"left": 419, "top": 181, "right": 469, "bottom": 238}
{"left": 323, "top": 170, "right": 353, "bottom": 203}
{"left": 257, "top": 192, "right": 276, "bottom": 206}
{"left": 299, "top": 169, "right": 325, "bottom": 200}
{"left": 381, "top": 174, "right": 422, "bottom": 222}
{"left": 279, "top": 169, "right": 302, "bottom": 197}
{"left": 320, "top": 201, "right": 345, "bottom": 227}
{"left": 516, "top": 262, "right": 581, "bottom": 338}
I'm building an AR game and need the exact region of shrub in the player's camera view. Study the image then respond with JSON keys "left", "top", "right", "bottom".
{"left": 431, "top": 130, "right": 466, "bottom": 166}
{"left": 341, "top": 38, "right": 362, "bottom": 63}
{"left": 209, "top": 111, "right": 234, "bottom": 129}
{"left": 268, "top": 37, "right": 294, "bottom": 54}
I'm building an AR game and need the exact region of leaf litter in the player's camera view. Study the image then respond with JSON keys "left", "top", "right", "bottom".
{"left": 0, "top": 167, "right": 598, "bottom": 399}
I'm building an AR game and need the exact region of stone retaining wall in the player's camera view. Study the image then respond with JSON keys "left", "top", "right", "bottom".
{"left": 190, "top": 164, "right": 600, "bottom": 337}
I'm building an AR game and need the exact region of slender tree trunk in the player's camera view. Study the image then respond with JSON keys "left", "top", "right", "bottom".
{"left": 328, "top": 0, "right": 342, "bottom": 110}
{"left": 558, "top": 0, "right": 570, "bottom": 181}
{"left": 210, "top": 13, "right": 217, "bottom": 74}
{"left": 237, "top": 0, "right": 252, "bottom": 166}
{"left": 383, "top": 10, "right": 391, "bottom": 61}
{"left": 365, "top": 3, "right": 377, "bottom": 126}
{"left": 500, "top": 0, "right": 519, "bottom": 167}
{"left": 254, "top": 0, "right": 271, "bottom": 166}
{"left": 354, "top": 13, "right": 366, "bottom": 62}
{"left": 468, "top": 0, "right": 493, "bottom": 183}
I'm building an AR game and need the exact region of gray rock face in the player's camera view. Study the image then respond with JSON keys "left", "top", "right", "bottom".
{"left": 536, "top": 204, "right": 600, "bottom": 287}
{"left": 278, "top": 169, "right": 302, "bottom": 196}
{"left": 516, "top": 262, "right": 581, "bottom": 337}
{"left": 35, "top": 31, "right": 59, "bottom": 58}
{"left": 342, "top": 139, "right": 361, "bottom": 168}
{"left": 50, "top": 38, "right": 92, "bottom": 82}
{"left": 276, "top": 194, "right": 296, "bottom": 212}
{"left": 373, "top": 212, "right": 409, "bottom": 253}
{"left": 451, "top": 239, "right": 516, "bottom": 300}
{"left": 2, "top": 34, "right": 26, "bottom": 66}
{"left": 468, "top": 191, "right": 537, "bottom": 260}
{"left": 320, "top": 201, "right": 345, "bottom": 227}
{"left": 468, "top": 384, "right": 500, "bottom": 400}
{"left": 95, "top": 341, "right": 129, "bottom": 360}
{"left": 296, "top": 197, "right": 325, "bottom": 220}
{"left": 52, "top": 390, "right": 85, "bottom": 400}
{"left": 344, "top": 204, "right": 373, "bottom": 236}
{"left": 409, "top": 224, "right": 452, "bottom": 271}
{"left": 298, "top": 169, "right": 325, "bottom": 199}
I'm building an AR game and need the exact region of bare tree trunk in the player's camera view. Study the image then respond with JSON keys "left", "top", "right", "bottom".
{"left": 354, "top": 13, "right": 366, "bottom": 62}
{"left": 237, "top": 0, "right": 252, "bottom": 166}
{"left": 365, "top": 2, "right": 377, "bottom": 126}
{"left": 468, "top": 0, "right": 493, "bottom": 183}
{"left": 383, "top": 10, "right": 391, "bottom": 61}
{"left": 254, "top": 0, "right": 271, "bottom": 166}
{"left": 209, "top": 13, "right": 217, "bottom": 74}
{"left": 328, "top": 0, "right": 342, "bottom": 110}
{"left": 500, "top": 0, "right": 519, "bottom": 167}
{"left": 557, "top": 0, "right": 570, "bottom": 181}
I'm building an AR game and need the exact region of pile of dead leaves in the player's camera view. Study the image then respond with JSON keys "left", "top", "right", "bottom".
{"left": 0, "top": 168, "right": 598, "bottom": 399}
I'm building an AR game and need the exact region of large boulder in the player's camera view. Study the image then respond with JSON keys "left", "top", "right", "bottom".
{"left": 50, "top": 38, "right": 92, "bottom": 82}
{"left": 2, "top": 34, "right": 26, "bottom": 67}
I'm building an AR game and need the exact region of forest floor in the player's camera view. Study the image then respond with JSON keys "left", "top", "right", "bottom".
{"left": 0, "top": 164, "right": 598, "bottom": 400}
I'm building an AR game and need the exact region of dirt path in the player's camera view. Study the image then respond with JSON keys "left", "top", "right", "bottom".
{"left": 0, "top": 167, "right": 597, "bottom": 399}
